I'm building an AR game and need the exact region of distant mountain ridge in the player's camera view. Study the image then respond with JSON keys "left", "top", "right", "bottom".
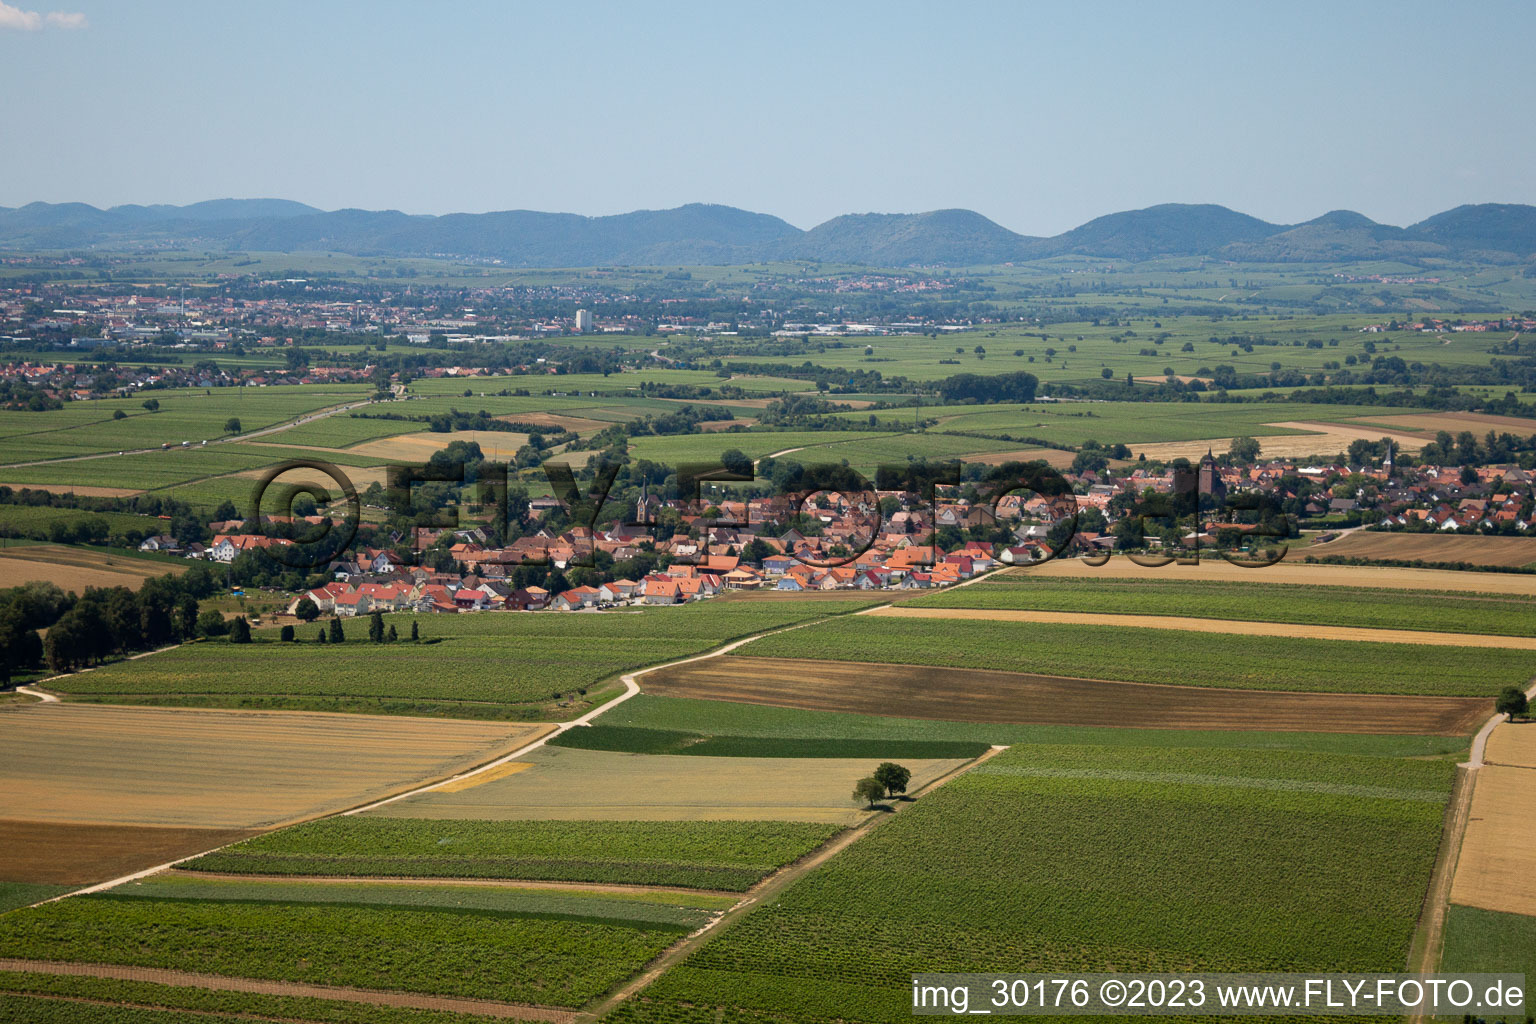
{"left": 1, "top": 198, "right": 1533, "bottom": 267}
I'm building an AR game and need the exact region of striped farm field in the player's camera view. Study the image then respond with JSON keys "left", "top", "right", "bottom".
{"left": 1307, "top": 531, "right": 1536, "bottom": 568}
{"left": 365, "top": 746, "right": 969, "bottom": 825}
{"left": 1007, "top": 557, "right": 1536, "bottom": 595}
{"left": 608, "top": 742, "right": 1454, "bottom": 1024}
{"left": 48, "top": 597, "right": 884, "bottom": 718}
{"left": 185, "top": 817, "right": 841, "bottom": 893}
{"left": 868, "top": 606, "right": 1536, "bottom": 649}
{"left": 908, "top": 575, "right": 1536, "bottom": 637}
{"left": 640, "top": 657, "right": 1488, "bottom": 735}
{"left": 730, "top": 616, "right": 1531, "bottom": 696}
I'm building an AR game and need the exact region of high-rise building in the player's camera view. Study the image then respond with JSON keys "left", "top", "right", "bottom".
{"left": 574, "top": 309, "right": 594, "bottom": 333}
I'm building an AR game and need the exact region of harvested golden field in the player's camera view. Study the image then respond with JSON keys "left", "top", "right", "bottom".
{"left": 1132, "top": 420, "right": 1431, "bottom": 461}
{"left": 497, "top": 412, "right": 608, "bottom": 434}
{"left": 1009, "top": 557, "right": 1536, "bottom": 595}
{"left": 865, "top": 605, "right": 1536, "bottom": 649}
{"left": 961, "top": 447, "right": 1079, "bottom": 469}
{"left": 642, "top": 655, "right": 1488, "bottom": 735}
{"left": 346, "top": 429, "right": 529, "bottom": 460}
{"left": 0, "top": 821, "right": 258, "bottom": 885}
{"left": 0, "top": 545, "right": 182, "bottom": 592}
{"left": 1309, "top": 532, "right": 1536, "bottom": 568}
{"left": 0, "top": 482, "right": 142, "bottom": 497}
{"left": 369, "top": 746, "right": 968, "bottom": 825}
{"left": 1450, "top": 758, "right": 1536, "bottom": 917}
{"left": 1484, "top": 721, "right": 1536, "bottom": 769}
{"left": 231, "top": 463, "right": 390, "bottom": 491}
{"left": 0, "top": 703, "right": 552, "bottom": 829}
{"left": 1344, "top": 411, "right": 1536, "bottom": 436}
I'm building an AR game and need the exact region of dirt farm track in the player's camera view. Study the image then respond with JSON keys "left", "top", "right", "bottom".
{"left": 642, "top": 656, "right": 1489, "bottom": 735}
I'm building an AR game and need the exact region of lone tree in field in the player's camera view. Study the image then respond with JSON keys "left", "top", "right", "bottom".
{"left": 293, "top": 598, "right": 319, "bottom": 623}
{"left": 1496, "top": 686, "right": 1529, "bottom": 720}
{"left": 386, "top": 624, "right": 398, "bottom": 642}
{"left": 410, "top": 620, "right": 419, "bottom": 642}
{"left": 874, "top": 762, "right": 912, "bottom": 799}
{"left": 224, "top": 417, "right": 241, "bottom": 434}
{"left": 328, "top": 617, "right": 344, "bottom": 644}
{"left": 368, "top": 609, "right": 385, "bottom": 643}
{"left": 279, "top": 625, "right": 295, "bottom": 642}
{"left": 852, "top": 776, "right": 885, "bottom": 808}
{"left": 229, "top": 616, "right": 251, "bottom": 644}
{"left": 1228, "top": 436, "right": 1262, "bottom": 463}
{"left": 316, "top": 627, "right": 326, "bottom": 644}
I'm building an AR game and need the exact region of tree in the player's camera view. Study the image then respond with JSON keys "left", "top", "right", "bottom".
{"left": 873, "top": 762, "right": 912, "bottom": 799}
{"left": 229, "top": 616, "right": 252, "bottom": 644}
{"left": 196, "top": 609, "right": 229, "bottom": 638}
{"left": 224, "top": 417, "right": 241, "bottom": 434}
{"left": 410, "top": 619, "right": 419, "bottom": 642}
{"left": 1496, "top": 686, "right": 1529, "bottom": 720}
{"left": 328, "top": 617, "right": 345, "bottom": 644}
{"left": 386, "top": 624, "right": 398, "bottom": 642}
{"left": 293, "top": 597, "right": 320, "bottom": 622}
{"left": 1228, "top": 436, "right": 1262, "bottom": 463}
{"left": 112, "top": 409, "right": 127, "bottom": 420}
{"left": 279, "top": 624, "right": 295, "bottom": 642}
{"left": 368, "top": 609, "right": 385, "bottom": 643}
{"left": 316, "top": 627, "right": 327, "bottom": 644}
{"left": 852, "top": 776, "right": 886, "bottom": 808}
{"left": 142, "top": 398, "right": 160, "bottom": 412}
{"left": 0, "top": 609, "right": 42, "bottom": 685}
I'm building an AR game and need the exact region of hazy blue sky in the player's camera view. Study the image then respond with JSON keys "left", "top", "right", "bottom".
{"left": 2, "top": 1, "right": 1531, "bottom": 234}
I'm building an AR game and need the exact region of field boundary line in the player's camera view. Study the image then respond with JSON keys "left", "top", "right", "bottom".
{"left": 576, "top": 744, "right": 1009, "bottom": 1021}
{"left": 0, "top": 960, "right": 575, "bottom": 1022}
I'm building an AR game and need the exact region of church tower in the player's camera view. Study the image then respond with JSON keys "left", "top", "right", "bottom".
{"left": 1198, "top": 448, "right": 1227, "bottom": 501}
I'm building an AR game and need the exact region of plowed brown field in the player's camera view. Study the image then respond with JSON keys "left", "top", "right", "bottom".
{"left": 0, "top": 822, "right": 258, "bottom": 885}
{"left": 1308, "top": 532, "right": 1536, "bottom": 568}
{"left": 643, "top": 655, "right": 1488, "bottom": 735}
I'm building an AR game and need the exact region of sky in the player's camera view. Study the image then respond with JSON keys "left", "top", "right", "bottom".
{"left": 1, "top": 0, "right": 1533, "bottom": 235}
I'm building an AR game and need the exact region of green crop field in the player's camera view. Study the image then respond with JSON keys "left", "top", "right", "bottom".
{"left": 0, "top": 973, "right": 515, "bottom": 1024}
{"left": 0, "top": 386, "right": 371, "bottom": 464}
{"left": 52, "top": 596, "right": 883, "bottom": 718}
{"left": 833, "top": 399, "right": 1387, "bottom": 447}
{"left": 611, "top": 743, "right": 1454, "bottom": 1024}
{"left": 746, "top": 313, "right": 1515, "bottom": 386}
{"left": 114, "top": 874, "right": 731, "bottom": 929}
{"left": 0, "top": 894, "right": 679, "bottom": 1006}
{"left": 599, "top": 694, "right": 1471, "bottom": 757}
{"left": 0, "top": 504, "right": 162, "bottom": 539}
{"left": 184, "top": 817, "right": 840, "bottom": 892}
{"left": 734, "top": 616, "right": 1527, "bottom": 696}
{"left": 1438, "top": 906, "right": 1536, "bottom": 1007}
{"left": 0, "top": 448, "right": 284, "bottom": 491}
{"left": 626, "top": 429, "right": 884, "bottom": 466}
{"left": 909, "top": 576, "right": 1536, "bottom": 637}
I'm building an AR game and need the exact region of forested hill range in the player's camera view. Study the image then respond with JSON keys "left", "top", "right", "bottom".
{"left": 2, "top": 198, "right": 1536, "bottom": 268}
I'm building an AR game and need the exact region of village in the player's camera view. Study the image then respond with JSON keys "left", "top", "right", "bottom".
{"left": 122, "top": 439, "right": 1536, "bottom": 621}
